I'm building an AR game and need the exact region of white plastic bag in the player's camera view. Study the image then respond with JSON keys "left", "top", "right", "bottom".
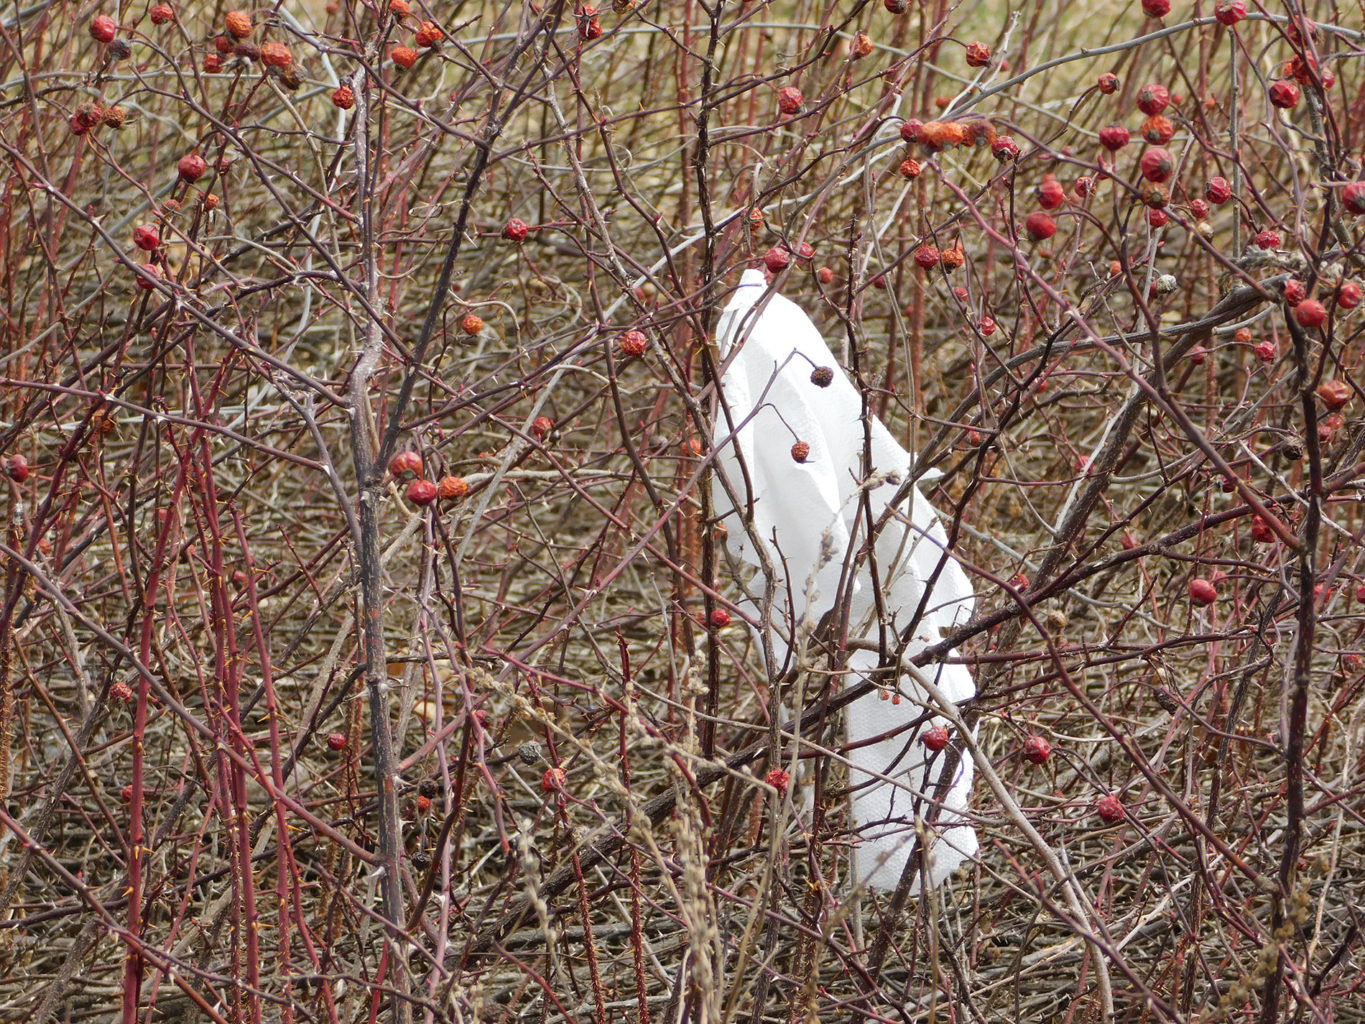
{"left": 712, "top": 268, "right": 977, "bottom": 890}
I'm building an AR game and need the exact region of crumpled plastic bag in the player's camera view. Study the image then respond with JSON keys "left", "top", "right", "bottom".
{"left": 711, "top": 268, "right": 977, "bottom": 891}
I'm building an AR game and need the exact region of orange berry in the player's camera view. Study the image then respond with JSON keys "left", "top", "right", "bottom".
{"left": 224, "top": 9, "right": 252, "bottom": 38}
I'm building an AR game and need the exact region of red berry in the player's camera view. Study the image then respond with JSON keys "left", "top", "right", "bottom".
{"left": 1294, "top": 299, "right": 1327, "bottom": 328}
{"left": 177, "top": 152, "right": 206, "bottom": 182}
{"left": 1357, "top": 584, "right": 1365, "bottom": 605}
{"left": 1214, "top": 0, "right": 1246, "bottom": 24}
{"left": 1136, "top": 83, "right": 1169, "bottom": 116}
{"left": 1098, "top": 125, "right": 1130, "bottom": 151}
{"left": 790, "top": 441, "right": 810, "bottom": 462}
{"left": 619, "top": 330, "right": 647, "bottom": 356}
{"left": 392, "top": 45, "right": 419, "bottom": 68}
{"left": 1023, "top": 735, "right": 1051, "bottom": 764}
{"left": 416, "top": 794, "right": 432, "bottom": 814}
{"left": 133, "top": 225, "right": 159, "bottom": 251}
{"left": 991, "top": 135, "right": 1019, "bottom": 160}
{"left": 708, "top": 607, "right": 731, "bottom": 629}
{"left": 777, "top": 86, "right": 803, "bottom": 116}
{"left": 1097, "top": 72, "right": 1119, "bottom": 94}
{"left": 407, "top": 478, "right": 438, "bottom": 506}
{"left": 1269, "top": 81, "right": 1300, "bottom": 109}
{"left": 136, "top": 263, "right": 159, "bottom": 291}
{"left": 1283, "top": 278, "right": 1306, "bottom": 306}
{"left": 1250, "top": 516, "right": 1274, "bottom": 543}
{"left": 1255, "top": 228, "right": 1281, "bottom": 250}
{"left": 765, "top": 767, "right": 790, "bottom": 792}
{"left": 90, "top": 14, "right": 117, "bottom": 42}
{"left": 327, "top": 732, "right": 347, "bottom": 751}
{"left": 763, "top": 247, "right": 790, "bottom": 273}
{"left": 1316, "top": 379, "right": 1350, "bottom": 410}
{"left": 899, "top": 118, "right": 923, "bottom": 143}
{"left": 531, "top": 415, "right": 554, "bottom": 440}
{"left": 1139, "top": 147, "right": 1174, "bottom": 183}
{"left": 1189, "top": 197, "right": 1209, "bottom": 219}
{"left": 1037, "top": 174, "right": 1065, "bottom": 210}
{"left": 577, "top": 10, "right": 601, "bottom": 39}
{"left": 1074, "top": 176, "right": 1094, "bottom": 199}
{"left": 389, "top": 450, "right": 423, "bottom": 478}
{"left": 922, "top": 725, "right": 950, "bottom": 751}
{"left": 437, "top": 475, "right": 468, "bottom": 500}
{"left": 1342, "top": 182, "right": 1365, "bottom": 216}
{"left": 913, "top": 244, "right": 940, "bottom": 269}
{"left": 1141, "top": 0, "right": 1169, "bottom": 16}
{"left": 816, "top": 266, "right": 834, "bottom": 284}
{"left": 1188, "top": 344, "right": 1206, "bottom": 364}
{"left": 1024, "top": 211, "right": 1056, "bottom": 241}
{"left": 1147, "top": 208, "right": 1169, "bottom": 228}
{"left": 979, "top": 315, "right": 996, "bottom": 336}
{"left": 110, "top": 680, "right": 134, "bottom": 702}
{"left": 1188, "top": 577, "right": 1218, "bottom": 606}
{"left": 1205, "top": 176, "right": 1232, "bottom": 205}
{"left": 964, "top": 41, "right": 991, "bottom": 67}
{"left": 884, "top": 0, "right": 909, "bottom": 12}
{"left": 1141, "top": 115, "right": 1174, "bottom": 145}
{"left": 1254, "top": 340, "right": 1276, "bottom": 362}
{"left": 332, "top": 85, "right": 356, "bottom": 109}
{"left": 1336, "top": 282, "right": 1362, "bottom": 309}
{"left": 1096, "top": 794, "right": 1124, "bottom": 822}
{"left": 204, "top": 53, "right": 223, "bottom": 72}
{"left": 150, "top": 4, "right": 174, "bottom": 24}
{"left": 540, "top": 766, "right": 566, "bottom": 792}
{"left": 8, "top": 454, "right": 31, "bottom": 483}
{"left": 502, "top": 217, "right": 529, "bottom": 242}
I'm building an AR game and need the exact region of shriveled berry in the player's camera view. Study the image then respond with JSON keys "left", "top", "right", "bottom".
{"left": 1141, "top": 182, "right": 1170, "bottom": 208}
{"left": 899, "top": 118, "right": 923, "bottom": 143}
{"left": 1250, "top": 516, "right": 1274, "bottom": 542}
{"left": 1141, "top": 0, "right": 1169, "bottom": 15}
{"left": 136, "top": 264, "right": 159, "bottom": 291}
{"left": 110, "top": 680, "right": 134, "bottom": 702}
{"left": 133, "top": 225, "right": 159, "bottom": 251}
{"left": 763, "top": 247, "right": 790, "bottom": 273}
{"left": 1294, "top": 299, "right": 1326, "bottom": 328}
{"left": 1141, "top": 115, "right": 1174, "bottom": 145}
{"left": 1254, "top": 340, "right": 1276, "bottom": 361}
{"left": 979, "top": 315, "right": 996, "bottom": 336}
{"left": 810, "top": 366, "right": 834, "bottom": 387}
{"left": 224, "top": 9, "right": 252, "bottom": 37}
{"left": 540, "top": 767, "right": 566, "bottom": 792}
{"left": 1188, "top": 577, "right": 1218, "bottom": 606}
{"left": 790, "top": 441, "right": 810, "bottom": 463}
{"left": 1316, "top": 379, "right": 1350, "bottom": 410}
{"left": 777, "top": 86, "right": 803, "bottom": 116}
{"left": 898, "top": 157, "right": 922, "bottom": 179}
{"left": 964, "top": 41, "right": 990, "bottom": 67}
{"left": 204, "top": 53, "right": 223, "bottom": 72}
{"left": 1137, "top": 83, "right": 1169, "bottom": 115}
{"left": 150, "top": 3, "right": 174, "bottom": 24}
{"left": 884, "top": 0, "right": 909, "bottom": 12}
{"left": 922, "top": 725, "right": 950, "bottom": 751}
{"left": 460, "top": 313, "right": 483, "bottom": 336}
{"left": 850, "top": 32, "right": 874, "bottom": 59}
{"left": 991, "top": 135, "right": 1019, "bottom": 160}
{"left": 74, "top": 101, "right": 103, "bottom": 129}
{"left": 332, "top": 85, "right": 355, "bottom": 109}
{"left": 1336, "top": 282, "right": 1362, "bottom": 309}
{"left": 1139, "top": 147, "right": 1174, "bottom": 183}
{"left": 90, "top": 14, "right": 117, "bottom": 42}
{"left": 765, "top": 767, "right": 790, "bottom": 792}
{"left": 708, "top": 607, "right": 731, "bottom": 629}
{"left": 389, "top": 0, "right": 411, "bottom": 13}
{"left": 1189, "top": 197, "right": 1209, "bottom": 219}
{"left": 415, "top": 20, "right": 442, "bottom": 46}
{"left": 1147, "top": 208, "right": 1169, "bottom": 228}
{"left": 913, "top": 244, "right": 940, "bottom": 269}
{"left": 1096, "top": 794, "right": 1124, "bottom": 822}
{"left": 5, "top": 455, "right": 29, "bottom": 483}
{"left": 1269, "top": 81, "right": 1299, "bottom": 109}
{"left": 327, "top": 732, "right": 347, "bottom": 751}
{"left": 389, "top": 450, "right": 423, "bottom": 478}
{"left": 619, "top": 329, "right": 647, "bottom": 356}
{"left": 1023, "top": 735, "right": 1051, "bottom": 764}
{"left": 816, "top": 266, "right": 834, "bottom": 284}
{"left": 1097, "top": 72, "right": 1119, "bottom": 94}
{"left": 1283, "top": 278, "right": 1306, "bottom": 306}
{"left": 177, "top": 152, "right": 206, "bottom": 182}
{"left": 261, "top": 42, "right": 292, "bottom": 68}
{"left": 102, "top": 105, "right": 127, "bottom": 128}
{"left": 1255, "top": 228, "right": 1282, "bottom": 249}
{"left": 1098, "top": 125, "right": 1130, "bottom": 151}
{"left": 437, "top": 475, "right": 468, "bottom": 500}
{"left": 941, "top": 245, "right": 964, "bottom": 270}
{"left": 531, "top": 415, "right": 554, "bottom": 439}
{"left": 502, "top": 217, "right": 529, "bottom": 242}
{"left": 392, "top": 45, "right": 419, "bottom": 68}
{"left": 1024, "top": 211, "right": 1056, "bottom": 241}
{"left": 1214, "top": 0, "right": 1246, "bottom": 24}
